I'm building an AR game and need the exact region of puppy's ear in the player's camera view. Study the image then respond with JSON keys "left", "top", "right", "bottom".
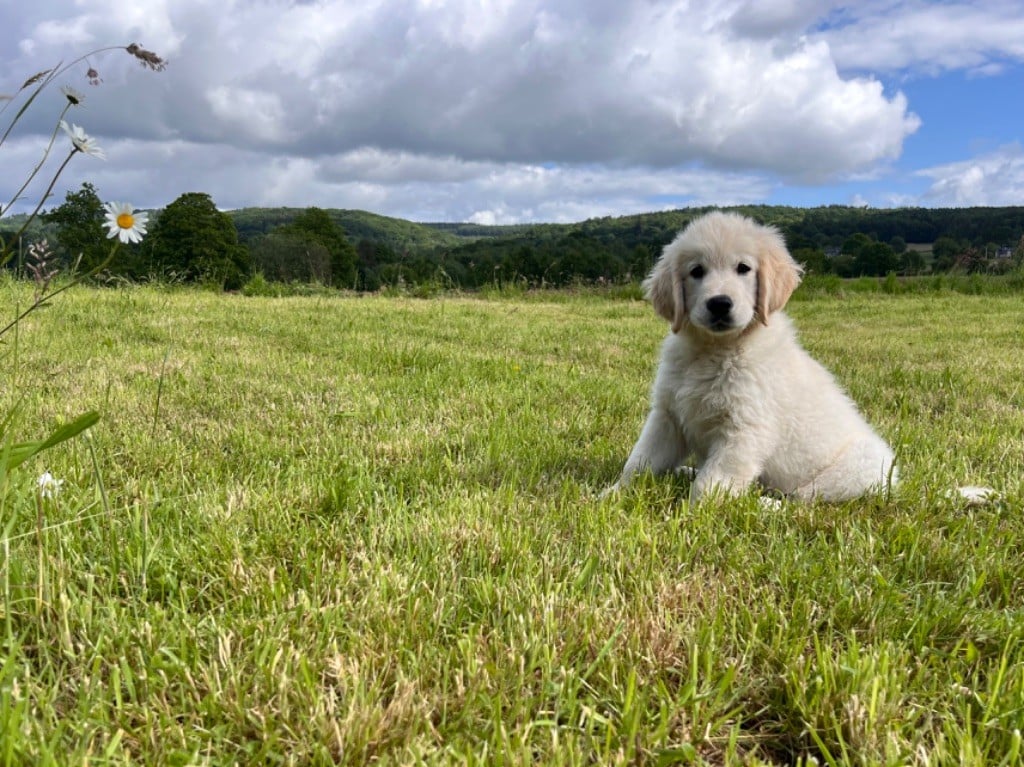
{"left": 643, "top": 256, "right": 686, "bottom": 332}
{"left": 756, "top": 230, "right": 804, "bottom": 324}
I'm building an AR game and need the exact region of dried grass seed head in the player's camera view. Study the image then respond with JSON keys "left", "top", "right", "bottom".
{"left": 26, "top": 240, "right": 59, "bottom": 289}
{"left": 21, "top": 69, "right": 52, "bottom": 90}
{"left": 125, "top": 43, "right": 167, "bottom": 72}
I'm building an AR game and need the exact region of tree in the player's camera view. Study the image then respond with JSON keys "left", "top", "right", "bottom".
{"left": 354, "top": 239, "right": 383, "bottom": 291}
{"left": 792, "top": 247, "right": 830, "bottom": 275}
{"left": 629, "top": 244, "right": 654, "bottom": 279}
{"left": 42, "top": 183, "right": 108, "bottom": 273}
{"left": 275, "top": 208, "right": 357, "bottom": 288}
{"left": 250, "top": 232, "right": 331, "bottom": 284}
{"left": 854, "top": 241, "right": 899, "bottom": 276}
{"left": 840, "top": 232, "right": 873, "bottom": 259}
{"left": 932, "top": 236, "right": 965, "bottom": 272}
{"left": 952, "top": 246, "right": 988, "bottom": 274}
{"left": 899, "top": 249, "right": 927, "bottom": 275}
{"left": 149, "top": 193, "right": 250, "bottom": 289}
{"left": 505, "top": 245, "right": 547, "bottom": 284}
{"left": 831, "top": 253, "right": 856, "bottom": 278}
{"left": 840, "top": 232, "right": 898, "bottom": 276}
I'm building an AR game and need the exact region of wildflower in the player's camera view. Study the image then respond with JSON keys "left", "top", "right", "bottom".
{"left": 61, "top": 85, "right": 85, "bottom": 106}
{"left": 86, "top": 67, "right": 102, "bottom": 86}
{"left": 126, "top": 43, "right": 167, "bottom": 72}
{"left": 26, "top": 240, "right": 58, "bottom": 300}
{"left": 59, "top": 120, "right": 106, "bottom": 159}
{"left": 37, "top": 471, "right": 64, "bottom": 499}
{"left": 103, "top": 202, "right": 148, "bottom": 244}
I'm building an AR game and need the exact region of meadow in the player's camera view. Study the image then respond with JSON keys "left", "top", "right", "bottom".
{"left": 1, "top": 281, "right": 1023, "bottom": 765}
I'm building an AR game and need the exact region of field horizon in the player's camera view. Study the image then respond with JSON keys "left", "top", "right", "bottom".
{"left": 2, "top": 282, "right": 1022, "bottom": 765}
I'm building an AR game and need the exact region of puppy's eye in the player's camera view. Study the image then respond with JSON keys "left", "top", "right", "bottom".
{"left": 689, "top": 265, "right": 705, "bottom": 279}
{"left": 737, "top": 263, "right": 752, "bottom": 275}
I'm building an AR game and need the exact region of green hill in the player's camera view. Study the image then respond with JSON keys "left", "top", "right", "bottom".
{"left": 229, "top": 207, "right": 466, "bottom": 253}
{"left": 7, "top": 202, "right": 1023, "bottom": 288}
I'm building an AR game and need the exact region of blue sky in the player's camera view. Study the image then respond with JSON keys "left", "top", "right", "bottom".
{"left": 794, "top": 62, "right": 1024, "bottom": 209}
{"left": 2, "top": 1, "right": 1024, "bottom": 224}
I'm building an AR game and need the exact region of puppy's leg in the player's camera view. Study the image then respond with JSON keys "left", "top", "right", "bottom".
{"left": 609, "top": 407, "right": 686, "bottom": 493}
{"left": 791, "top": 437, "right": 896, "bottom": 502}
{"left": 690, "top": 442, "right": 763, "bottom": 503}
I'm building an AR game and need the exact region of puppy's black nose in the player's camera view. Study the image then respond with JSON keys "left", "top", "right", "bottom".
{"left": 706, "top": 295, "right": 733, "bottom": 318}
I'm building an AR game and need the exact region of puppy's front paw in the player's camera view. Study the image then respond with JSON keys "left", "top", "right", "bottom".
{"left": 675, "top": 466, "right": 698, "bottom": 481}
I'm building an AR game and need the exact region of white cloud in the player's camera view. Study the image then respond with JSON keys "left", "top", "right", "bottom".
{"left": 812, "top": 0, "right": 1024, "bottom": 75}
{"left": 63, "top": 139, "right": 771, "bottom": 223}
{"left": 205, "top": 86, "right": 292, "bottom": 143}
{"left": 631, "top": 33, "right": 920, "bottom": 179}
{"left": 318, "top": 148, "right": 491, "bottom": 185}
{"left": 1, "top": 0, "right": 1022, "bottom": 221}
{"left": 726, "top": 0, "right": 845, "bottom": 38}
{"left": 414, "top": 0, "right": 524, "bottom": 51}
{"left": 4, "top": 1, "right": 920, "bottom": 172}
{"left": 26, "top": 17, "right": 93, "bottom": 48}
{"left": 251, "top": 149, "right": 773, "bottom": 223}
{"left": 917, "top": 144, "right": 1024, "bottom": 205}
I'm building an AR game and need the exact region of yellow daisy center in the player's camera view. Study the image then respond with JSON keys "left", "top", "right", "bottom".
{"left": 117, "top": 212, "right": 135, "bottom": 229}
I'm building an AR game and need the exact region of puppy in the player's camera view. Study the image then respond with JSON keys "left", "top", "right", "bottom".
{"left": 611, "top": 211, "right": 897, "bottom": 502}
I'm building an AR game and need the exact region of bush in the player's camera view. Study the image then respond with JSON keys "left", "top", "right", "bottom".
{"left": 794, "top": 273, "right": 844, "bottom": 298}
{"left": 882, "top": 271, "right": 900, "bottom": 294}
{"left": 241, "top": 272, "right": 281, "bottom": 297}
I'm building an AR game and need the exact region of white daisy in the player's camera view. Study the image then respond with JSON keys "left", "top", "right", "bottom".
{"left": 37, "top": 471, "right": 64, "bottom": 499}
{"left": 61, "top": 85, "right": 85, "bottom": 106}
{"left": 59, "top": 120, "right": 105, "bottom": 159}
{"left": 104, "top": 202, "right": 148, "bottom": 244}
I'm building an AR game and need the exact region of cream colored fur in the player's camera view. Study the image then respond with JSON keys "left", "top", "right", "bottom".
{"left": 611, "top": 211, "right": 897, "bottom": 502}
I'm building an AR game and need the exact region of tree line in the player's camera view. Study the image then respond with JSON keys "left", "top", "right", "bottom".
{"left": 4, "top": 186, "right": 1024, "bottom": 291}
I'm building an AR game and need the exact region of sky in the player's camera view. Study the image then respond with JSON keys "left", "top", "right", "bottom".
{"left": 2, "top": 0, "right": 1024, "bottom": 225}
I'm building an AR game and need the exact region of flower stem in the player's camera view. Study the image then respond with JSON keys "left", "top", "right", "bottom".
{"left": 1, "top": 149, "right": 78, "bottom": 268}
{"left": 1, "top": 105, "right": 72, "bottom": 221}
{"left": 0, "top": 239, "right": 120, "bottom": 339}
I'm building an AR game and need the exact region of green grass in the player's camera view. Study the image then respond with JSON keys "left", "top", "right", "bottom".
{"left": 2, "top": 282, "right": 1023, "bottom": 765}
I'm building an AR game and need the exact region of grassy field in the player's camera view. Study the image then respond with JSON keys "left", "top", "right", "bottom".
{"left": 1, "top": 282, "right": 1023, "bottom": 765}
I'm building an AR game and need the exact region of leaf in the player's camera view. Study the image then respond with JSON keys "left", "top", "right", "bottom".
{"left": 655, "top": 744, "right": 698, "bottom": 765}
{"left": 1, "top": 411, "right": 100, "bottom": 472}
{"left": 572, "top": 555, "right": 598, "bottom": 590}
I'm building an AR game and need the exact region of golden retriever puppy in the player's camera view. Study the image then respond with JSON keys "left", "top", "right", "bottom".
{"left": 611, "top": 211, "right": 897, "bottom": 502}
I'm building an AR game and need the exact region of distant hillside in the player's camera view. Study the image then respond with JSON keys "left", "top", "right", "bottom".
{"left": 226, "top": 203, "right": 1024, "bottom": 257}
{"left": 229, "top": 207, "right": 466, "bottom": 253}
{"left": 11, "top": 203, "right": 1024, "bottom": 257}
{"left": 6, "top": 202, "right": 1022, "bottom": 289}
{"left": 420, "top": 221, "right": 566, "bottom": 239}
{"left": 0, "top": 213, "right": 45, "bottom": 238}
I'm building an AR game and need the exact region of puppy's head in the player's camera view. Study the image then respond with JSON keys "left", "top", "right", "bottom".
{"left": 644, "top": 212, "right": 803, "bottom": 336}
